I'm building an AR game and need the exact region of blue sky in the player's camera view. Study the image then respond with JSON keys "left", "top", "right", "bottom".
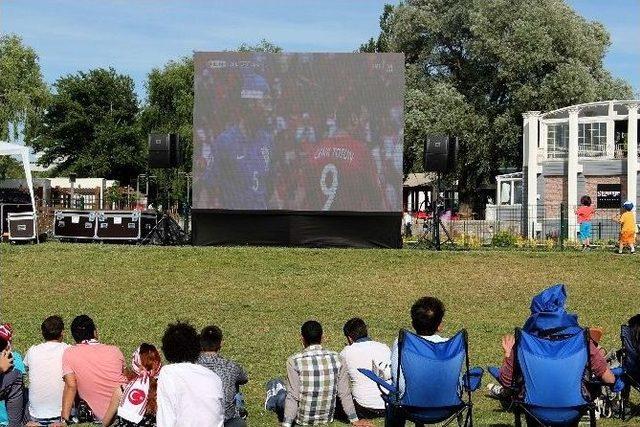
{"left": 2, "top": 0, "right": 638, "bottom": 98}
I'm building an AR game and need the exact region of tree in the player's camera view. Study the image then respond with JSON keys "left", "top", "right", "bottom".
{"left": 0, "top": 35, "right": 49, "bottom": 179}
{"left": 363, "top": 0, "right": 634, "bottom": 204}
{"left": 237, "top": 38, "right": 283, "bottom": 53}
{"left": 33, "top": 68, "right": 143, "bottom": 184}
{"left": 138, "top": 56, "right": 194, "bottom": 207}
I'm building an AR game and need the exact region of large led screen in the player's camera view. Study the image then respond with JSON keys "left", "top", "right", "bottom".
{"left": 193, "top": 52, "right": 404, "bottom": 212}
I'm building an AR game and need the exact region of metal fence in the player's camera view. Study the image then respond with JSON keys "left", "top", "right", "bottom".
{"left": 407, "top": 204, "right": 623, "bottom": 248}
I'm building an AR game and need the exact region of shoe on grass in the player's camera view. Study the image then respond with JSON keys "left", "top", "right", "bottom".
{"left": 264, "top": 379, "right": 286, "bottom": 410}
{"left": 487, "top": 382, "right": 504, "bottom": 399}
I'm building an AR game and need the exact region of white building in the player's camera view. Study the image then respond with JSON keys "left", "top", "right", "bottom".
{"left": 520, "top": 100, "right": 639, "bottom": 240}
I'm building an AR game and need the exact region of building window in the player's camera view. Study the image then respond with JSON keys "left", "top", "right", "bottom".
{"left": 513, "top": 180, "right": 523, "bottom": 204}
{"left": 596, "top": 183, "right": 621, "bottom": 209}
{"left": 547, "top": 123, "right": 569, "bottom": 158}
{"left": 496, "top": 175, "right": 523, "bottom": 206}
{"left": 578, "top": 122, "right": 607, "bottom": 157}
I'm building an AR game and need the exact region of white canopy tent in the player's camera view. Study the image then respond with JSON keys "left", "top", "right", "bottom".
{"left": 0, "top": 141, "right": 37, "bottom": 213}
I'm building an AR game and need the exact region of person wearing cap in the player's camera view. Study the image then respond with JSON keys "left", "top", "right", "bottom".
{"left": 0, "top": 323, "right": 26, "bottom": 427}
{"left": 619, "top": 201, "right": 636, "bottom": 254}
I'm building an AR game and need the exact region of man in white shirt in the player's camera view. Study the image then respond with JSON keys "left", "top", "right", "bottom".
{"left": 157, "top": 321, "right": 224, "bottom": 427}
{"left": 390, "top": 296, "right": 448, "bottom": 394}
{"left": 340, "top": 318, "right": 390, "bottom": 419}
{"left": 23, "top": 315, "right": 69, "bottom": 425}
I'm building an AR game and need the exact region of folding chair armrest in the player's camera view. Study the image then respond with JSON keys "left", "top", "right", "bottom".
{"left": 587, "top": 368, "right": 625, "bottom": 393}
{"left": 463, "top": 366, "right": 484, "bottom": 392}
{"left": 357, "top": 368, "right": 397, "bottom": 394}
{"left": 611, "top": 367, "right": 624, "bottom": 377}
{"left": 487, "top": 365, "right": 501, "bottom": 382}
{"left": 610, "top": 367, "right": 626, "bottom": 392}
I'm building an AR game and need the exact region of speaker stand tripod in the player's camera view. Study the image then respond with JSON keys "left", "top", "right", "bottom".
{"left": 418, "top": 173, "right": 453, "bottom": 250}
{"left": 139, "top": 213, "right": 188, "bottom": 246}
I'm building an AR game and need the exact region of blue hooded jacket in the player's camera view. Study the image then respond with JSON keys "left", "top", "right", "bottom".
{"left": 522, "top": 284, "right": 582, "bottom": 337}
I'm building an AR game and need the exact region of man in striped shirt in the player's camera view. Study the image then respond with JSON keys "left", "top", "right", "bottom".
{"left": 267, "top": 321, "right": 372, "bottom": 427}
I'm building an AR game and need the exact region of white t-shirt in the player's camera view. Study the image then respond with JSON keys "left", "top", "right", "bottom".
{"left": 24, "top": 341, "right": 70, "bottom": 419}
{"left": 403, "top": 212, "right": 412, "bottom": 226}
{"left": 340, "top": 340, "right": 391, "bottom": 410}
{"left": 156, "top": 362, "right": 224, "bottom": 427}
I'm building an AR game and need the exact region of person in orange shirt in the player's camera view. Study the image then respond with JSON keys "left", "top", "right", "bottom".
{"left": 618, "top": 200, "right": 636, "bottom": 254}
{"left": 575, "top": 195, "right": 596, "bottom": 249}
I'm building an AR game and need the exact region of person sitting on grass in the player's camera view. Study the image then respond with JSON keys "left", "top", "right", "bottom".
{"left": 618, "top": 200, "right": 636, "bottom": 254}
{"left": 59, "top": 315, "right": 125, "bottom": 425}
{"left": 576, "top": 195, "right": 596, "bottom": 250}
{"left": 102, "top": 343, "right": 162, "bottom": 427}
{"left": 197, "top": 325, "right": 249, "bottom": 427}
{"left": 0, "top": 324, "right": 25, "bottom": 427}
{"left": 23, "top": 316, "right": 69, "bottom": 427}
{"left": 390, "top": 297, "right": 448, "bottom": 395}
{"left": 487, "top": 284, "right": 615, "bottom": 400}
{"left": 264, "top": 320, "right": 372, "bottom": 427}
{"left": 156, "top": 321, "right": 224, "bottom": 427}
{"left": 339, "top": 317, "right": 390, "bottom": 419}
{"left": 0, "top": 324, "right": 26, "bottom": 427}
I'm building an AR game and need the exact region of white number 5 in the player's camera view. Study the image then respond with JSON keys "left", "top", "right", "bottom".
{"left": 320, "top": 163, "right": 338, "bottom": 210}
{"left": 252, "top": 171, "right": 259, "bottom": 192}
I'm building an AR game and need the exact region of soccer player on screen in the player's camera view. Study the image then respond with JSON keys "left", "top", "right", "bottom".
{"left": 305, "top": 105, "right": 384, "bottom": 211}
{"left": 212, "top": 102, "right": 273, "bottom": 210}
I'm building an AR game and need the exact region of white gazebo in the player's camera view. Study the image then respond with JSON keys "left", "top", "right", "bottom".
{"left": 0, "top": 141, "right": 37, "bottom": 213}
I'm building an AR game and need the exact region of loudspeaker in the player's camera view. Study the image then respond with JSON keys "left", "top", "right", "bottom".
{"left": 424, "top": 135, "right": 457, "bottom": 173}
{"left": 148, "top": 133, "right": 181, "bottom": 168}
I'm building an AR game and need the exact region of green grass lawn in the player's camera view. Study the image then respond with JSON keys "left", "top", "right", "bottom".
{"left": 1, "top": 243, "right": 639, "bottom": 426}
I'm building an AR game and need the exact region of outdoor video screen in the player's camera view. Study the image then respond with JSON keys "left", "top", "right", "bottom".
{"left": 192, "top": 52, "right": 404, "bottom": 212}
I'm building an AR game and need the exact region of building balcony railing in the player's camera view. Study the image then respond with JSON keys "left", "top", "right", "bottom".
{"left": 544, "top": 145, "right": 635, "bottom": 160}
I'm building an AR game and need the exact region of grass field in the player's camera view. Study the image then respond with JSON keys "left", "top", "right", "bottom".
{"left": 1, "top": 243, "right": 639, "bottom": 426}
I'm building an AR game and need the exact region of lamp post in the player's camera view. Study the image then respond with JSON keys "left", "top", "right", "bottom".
{"left": 69, "top": 173, "right": 77, "bottom": 209}
{"left": 178, "top": 171, "right": 192, "bottom": 235}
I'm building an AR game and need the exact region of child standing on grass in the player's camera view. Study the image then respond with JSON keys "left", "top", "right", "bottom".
{"left": 576, "top": 195, "right": 596, "bottom": 249}
{"left": 618, "top": 200, "right": 636, "bottom": 254}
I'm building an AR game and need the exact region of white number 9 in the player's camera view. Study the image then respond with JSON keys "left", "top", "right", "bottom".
{"left": 320, "top": 163, "right": 338, "bottom": 210}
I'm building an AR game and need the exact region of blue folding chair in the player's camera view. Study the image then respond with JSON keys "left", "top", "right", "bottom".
{"left": 508, "top": 328, "right": 596, "bottom": 427}
{"left": 619, "top": 324, "right": 640, "bottom": 420}
{"left": 358, "top": 329, "right": 483, "bottom": 426}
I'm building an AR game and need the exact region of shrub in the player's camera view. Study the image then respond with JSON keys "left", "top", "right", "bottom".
{"left": 491, "top": 230, "right": 517, "bottom": 247}
{"left": 459, "top": 233, "right": 482, "bottom": 249}
{"left": 515, "top": 236, "right": 538, "bottom": 249}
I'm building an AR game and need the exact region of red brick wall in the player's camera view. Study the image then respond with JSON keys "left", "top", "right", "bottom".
{"left": 543, "top": 175, "right": 626, "bottom": 219}
{"left": 584, "top": 175, "right": 626, "bottom": 220}
{"left": 544, "top": 177, "right": 567, "bottom": 218}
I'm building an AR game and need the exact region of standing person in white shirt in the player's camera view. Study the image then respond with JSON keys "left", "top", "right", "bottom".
{"left": 23, "top": 315, "right": 69, "bottom": 426}
{"left": 339, "top": 318, "right": 390, "bottom": 419}
{"left": 156, "top": 321, "right": 224, "bottom": 427}
{"left": 390, "top": 296, "right": 449, "bottom": 395}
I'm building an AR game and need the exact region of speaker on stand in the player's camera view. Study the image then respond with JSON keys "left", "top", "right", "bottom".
{"left": 423, "top": 135, "right": 458, "bottom": 250}
{"left": 148, "top": 133, "right": 181, "bottom": 169}
{"left": 145, "top": 133, "right": 188, "bottom": 245}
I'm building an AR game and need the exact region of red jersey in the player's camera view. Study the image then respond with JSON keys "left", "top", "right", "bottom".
{"left": 305, "top": 134, "right": 384, "bottom": 211}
